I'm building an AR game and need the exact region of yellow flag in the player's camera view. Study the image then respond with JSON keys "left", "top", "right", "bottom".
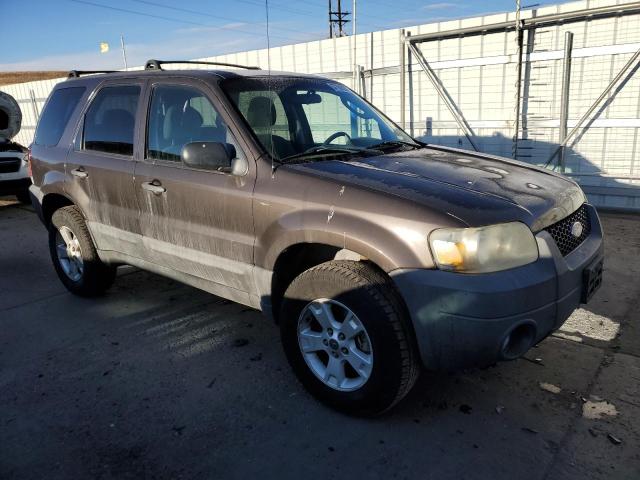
{"left": 100, "top": 42, "right": 109, "bottom": 54}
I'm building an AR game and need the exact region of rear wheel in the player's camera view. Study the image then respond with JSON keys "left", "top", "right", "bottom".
{"left": 49, "top": 206, "right": 116, "bottom": 296}
{"left": 280, "top": 260, "right": 420, "bottom": 415}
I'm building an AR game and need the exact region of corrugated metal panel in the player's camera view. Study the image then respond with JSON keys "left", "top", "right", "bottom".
{"left": 1, "top": 0, "right": 639, "bottom": 209}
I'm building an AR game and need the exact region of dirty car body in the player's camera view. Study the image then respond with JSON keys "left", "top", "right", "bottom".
{"left": 29, "top": 66, "right": 604, "bottom": 414}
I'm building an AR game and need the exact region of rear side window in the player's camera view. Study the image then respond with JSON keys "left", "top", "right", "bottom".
{"left": 83, "top": 85, "right": 140, "bottom": 156}
{"left": 34, "top": 87, "right": 85, "bottom": 146}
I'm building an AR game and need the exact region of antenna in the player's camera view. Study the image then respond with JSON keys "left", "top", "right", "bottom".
{"left": 265, "top": 0, "right": 275, "bottom": 174}
{"left": 120, "top": 34, "right": 128, "bottom": 71}
{"left": 329, "top": 0, "right": 350, "bottom": 38}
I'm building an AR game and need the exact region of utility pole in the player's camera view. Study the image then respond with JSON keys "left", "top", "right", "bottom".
{"left": 352, "top": 0, "right": 357, "bottom": 92}
{"left": 512, "top": 0, "right": 523, "bottom": 159}
{"left": 329, "top": 0, "right": 350, "bottom": 38}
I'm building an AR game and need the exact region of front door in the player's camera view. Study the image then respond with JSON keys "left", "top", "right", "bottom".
{"left": 134, "top": 79, "right": 256, "bottom": 298}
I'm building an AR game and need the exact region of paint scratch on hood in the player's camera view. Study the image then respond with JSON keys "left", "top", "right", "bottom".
{"left": 327, "top": 205, "right": 335, "bottom": 223}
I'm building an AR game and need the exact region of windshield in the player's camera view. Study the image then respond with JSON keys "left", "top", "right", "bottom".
{"left": 220, "top": 77, "right": 418, "bottom": 163}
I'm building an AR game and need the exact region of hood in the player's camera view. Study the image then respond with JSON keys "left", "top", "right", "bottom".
{"left": 288, "top": 145, "right": 585, "bottom": 231}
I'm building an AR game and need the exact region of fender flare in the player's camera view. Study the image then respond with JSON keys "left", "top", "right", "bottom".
{"left": 258, "top": 208, "right": 431, "bottom": 273}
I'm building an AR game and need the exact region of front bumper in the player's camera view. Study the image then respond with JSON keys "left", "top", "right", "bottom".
{"left": 0, "top": 177, "right": 31, "bottom": 196}
{"left": 390, "top": 204, "right": 604, "bottom": 371}
{"left": 0, "top": 154, "right": 30, "bottom": 196}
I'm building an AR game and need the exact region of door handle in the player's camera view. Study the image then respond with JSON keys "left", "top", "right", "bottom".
{"left": 71, "top": 167, "right": 88, "bottom": 179}
{"left": 141, "top": 181, "right": 166, "bottom": 195}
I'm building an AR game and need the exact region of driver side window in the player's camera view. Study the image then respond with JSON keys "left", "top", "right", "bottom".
{"left": 146, "top": 84, "right": 239, "bottom": 164}
{"left": 301, "top": 90, "right": 382, "bottom": 144}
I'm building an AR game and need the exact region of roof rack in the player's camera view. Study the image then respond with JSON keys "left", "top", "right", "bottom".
{"left": 68, "top": 70, "right": 118, "bottom": 78}
{"left": 144, "top": 59, "right": 261, "bottom": 71}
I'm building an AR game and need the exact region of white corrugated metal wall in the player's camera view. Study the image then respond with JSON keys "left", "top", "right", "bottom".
{"left": 3, "top": 0, "right": 640, "bottom": 210}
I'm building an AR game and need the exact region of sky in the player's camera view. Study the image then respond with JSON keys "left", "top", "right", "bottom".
{"left": 1, "top": 0, "right": 559, "bottom": 71}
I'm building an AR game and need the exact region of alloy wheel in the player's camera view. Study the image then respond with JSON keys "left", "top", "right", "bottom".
{"left": 55, "top": 226, "right": 84, "bottom": 282}
{"left": 297, "top": 298, "right": 373, "bottom": 391}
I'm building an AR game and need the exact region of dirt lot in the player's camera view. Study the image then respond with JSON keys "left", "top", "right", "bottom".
{"left": 0, "top": 71, "right": 66, "bottom": 87}
{"left": 1, "top": 197, "right": 639, "bottom": 480}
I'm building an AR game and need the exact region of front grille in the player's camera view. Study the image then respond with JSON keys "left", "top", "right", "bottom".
{"left": 545, "top": 204, "right": 591, "bottom": 256}
{"left": 0, "top": 157, "right": 21, "bottom": 173}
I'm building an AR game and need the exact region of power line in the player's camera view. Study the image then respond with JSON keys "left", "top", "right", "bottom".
{"left": 69, "top": 0, "right": 313, "bottom": 43}
{"left": 71, "top": 0, "right": 203, "bottom": 25}
{"left": 305, "top": 0, "right": 399, "bottom": 28}
{"left": 127, "top": 0, "right": 315, "bottom": 37}
{"left": 239, "top": 0, "right": 314, "bottom": 16}
{"left": 71, "top": 0, "right": 396, "bottom": 54}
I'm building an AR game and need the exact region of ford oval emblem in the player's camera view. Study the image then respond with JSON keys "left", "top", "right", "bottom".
{"left": 570, "top": 221, "right": 583, "bottom": 238}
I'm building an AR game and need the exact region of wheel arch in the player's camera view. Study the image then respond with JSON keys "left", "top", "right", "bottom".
{"left": 41, "top": 193, "right": 76, "bottom": 227}
{"left": 268, "top": 241, "right": 396, "bottom": 323}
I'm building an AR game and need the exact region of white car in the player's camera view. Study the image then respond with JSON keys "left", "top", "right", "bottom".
{"left": 0, "top": 91, "right": 30, "bottom": 203}
{"left": 0, "top": 142, "right": 30, "bottom": 203}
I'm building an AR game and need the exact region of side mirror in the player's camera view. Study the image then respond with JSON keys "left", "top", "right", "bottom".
{"left": 181, "top": 142, "right": 247, "bottom": 175}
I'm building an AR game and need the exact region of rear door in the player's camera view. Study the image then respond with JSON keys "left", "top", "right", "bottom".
{"left": 66, "top": 81, "right": 145, "bottom": 258}
{"left": 134, "top": 78, "right": 256, "bottom": 296}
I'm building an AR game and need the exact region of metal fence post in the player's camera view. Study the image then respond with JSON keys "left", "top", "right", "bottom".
{"left": 408, "top": 32, "right": 414, "bottom": 137}
{"left": 400, "top": 29, "right": 406, "bottom": 130}
{"left": 406, "top": 40, "right": 479, "bottom": 151}
{"left": 512, "top": 16, "right": 524, "bottom": 160}
{"left": 369, "top": 32, "right": 374, "bottom": 101}
{"left": 29, "top": 89, "right": 40, "bottom": 122}
{"left": 546, "top": 46, "right": 640, "bottom": 167}
{"left": 558, "top": 31, "right": 574, "bottom": 172}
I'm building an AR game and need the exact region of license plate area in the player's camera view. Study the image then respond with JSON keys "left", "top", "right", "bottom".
{"left": 581, "top": 258, "right": 603, "bottom": 303}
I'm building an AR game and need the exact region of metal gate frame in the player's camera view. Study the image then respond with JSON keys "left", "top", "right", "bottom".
{"left": 401, "top": 1, "right": 640, "bottom": 171}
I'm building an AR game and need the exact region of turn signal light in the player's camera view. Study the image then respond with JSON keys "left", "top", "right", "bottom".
{"left": 26, "top": 146, "right": 32, "bottom": 178}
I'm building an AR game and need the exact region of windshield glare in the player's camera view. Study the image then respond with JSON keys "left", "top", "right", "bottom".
{"left": 220, "top": 77, "right": 416, "bottom": 162}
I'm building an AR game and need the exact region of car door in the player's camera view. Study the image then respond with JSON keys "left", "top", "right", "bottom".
{"left": 66, "top": 81, "right": 145, "bottom": 258}
{"left": 134, "top": 78, "right": 256, "bottom": 297}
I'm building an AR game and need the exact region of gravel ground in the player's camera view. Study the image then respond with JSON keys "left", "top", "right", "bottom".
{"left": 1, "top": 198, "right": 639, "bottom": 480}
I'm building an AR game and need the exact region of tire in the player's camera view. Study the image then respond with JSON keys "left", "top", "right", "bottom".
{"left": 0, "top": 91, "right": 22, "bottom": 140}
{"left": 280, "top": 260, "right": 420, "bottom": 415}
{"left": 49, "top": 205, "right": 116, "bottom": 297}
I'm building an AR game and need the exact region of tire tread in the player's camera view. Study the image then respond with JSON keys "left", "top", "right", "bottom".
{"left": 50, "top": 205, "right": 116, "bottom": 296}
{"left": 285, "top": 260, "right": 420, "bottom": 414}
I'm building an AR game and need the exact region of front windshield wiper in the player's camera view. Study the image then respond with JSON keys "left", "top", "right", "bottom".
{"left": 371, "top": 140, "right": 421, "bottom": 151}
{"left": 279, "top": 145, "right": 379, "bottom": 164}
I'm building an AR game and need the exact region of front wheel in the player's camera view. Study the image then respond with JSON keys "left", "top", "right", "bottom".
{"left": 49, "top": 206, "right": 116, "bottom": 297}
{"left": 280, "top": 261, "right": 420, "bottom": 415}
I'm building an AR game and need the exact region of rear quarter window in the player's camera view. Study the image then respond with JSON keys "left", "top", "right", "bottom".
{"left": 82, "top": 85, "right": 140, "bottom": 156}
{"left": 34, "top": 86, "right": 86, "bottom": 147}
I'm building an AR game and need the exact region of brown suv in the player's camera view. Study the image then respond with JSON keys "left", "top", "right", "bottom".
{"left": 29, "top": 60, "right": 604, "bottom": 415}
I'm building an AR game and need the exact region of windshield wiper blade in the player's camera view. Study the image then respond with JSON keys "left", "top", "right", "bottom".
{"left": 371, "top": 140, "right": 421, "bottom": 150}
{"left": 280, "top": 145, "right": 377, "bottom": 163}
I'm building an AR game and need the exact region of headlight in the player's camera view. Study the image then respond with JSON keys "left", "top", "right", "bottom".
{"left": 429, "top": 222, "right": 538, "bottom": 273}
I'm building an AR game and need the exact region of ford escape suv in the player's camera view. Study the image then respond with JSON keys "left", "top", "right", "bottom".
{"left": 29, "top": 60, "right": 604, "bottom": 415}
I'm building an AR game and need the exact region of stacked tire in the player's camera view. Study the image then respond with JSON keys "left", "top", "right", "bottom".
{"left": 0, "top": 91, "right": 22, "bottom": 141}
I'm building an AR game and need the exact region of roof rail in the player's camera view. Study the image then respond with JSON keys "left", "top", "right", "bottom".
{"left": 68, "top": 70, "right": 118, "bottom": 78}
{"left": 144, "top": 59, "right": 261, "bottom": 71}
